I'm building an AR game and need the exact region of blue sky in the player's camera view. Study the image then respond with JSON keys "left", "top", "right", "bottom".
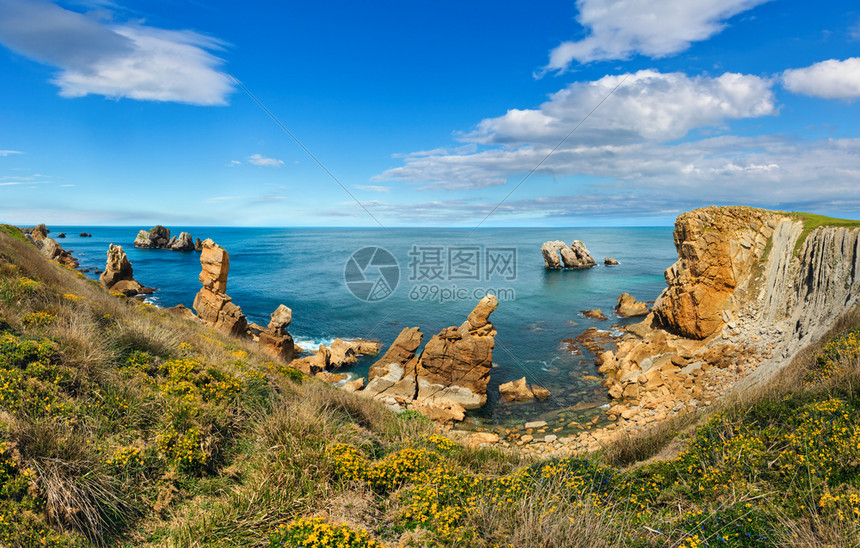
{"left": 0, "top": 0, "right": 858, "bottom": 227}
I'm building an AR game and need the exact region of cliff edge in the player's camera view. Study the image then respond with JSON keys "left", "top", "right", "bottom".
{"left": 595, "top": 206, "right": 860, "bottom": 434}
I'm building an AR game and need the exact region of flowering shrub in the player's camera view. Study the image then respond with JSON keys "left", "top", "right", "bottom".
{"left": 805, "top": 327, "right": 860, "bottom": 384}
{"left": 157, "top": 426, "right": 207, "bottom": 473}
{"left": 16, "top": 277, "right": 40, "bottom": 292}
{"left": 269, "top": 517, "right": 385, "bottom": 547}
{"left": 21, "top": 311, "right": 56, "bottom": 328}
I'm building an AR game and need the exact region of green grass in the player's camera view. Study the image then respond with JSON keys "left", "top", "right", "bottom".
{"left": 0, "top": 224, "right": 26, "bottom": 242}
{"left": 2, "top": 225, "right": 860, "bottom": 547}
{"left": 788, "top": 211, "right": 860, "bottom": 256}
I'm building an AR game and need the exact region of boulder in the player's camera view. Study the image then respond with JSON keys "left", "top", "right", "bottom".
{"left": 329, "top": 338, "right": 357, "bottom": 367}
{"left": 499, "top": 377, "right": 534, "bottom": 403}
{"left": 604, "top": 257, "right": 619, "bottom": 266}
{"left": 56, "top": 233, "right": 66, "bottom": 238}
{"left": 259, "top": 329, "right": 295, "bottom": 361}
{"left": 341, "top": 377, "right": 365, "bottom": 393}
{"left": 267, "top": 304, "right": 292, "bottom": 334}
{"left": 349, "top": 340, "right": 381, "bottom": 355}
{"left": 615, "top": 293, "right": 649, "bottom": 317}
{"left": 532, "top": 386, "right": 551, "bottom": 400}
{"left": 195, "top": 238, "right": 203, "bottom": 251}
{"left": 289, "top": 345, "right": 330, "bottom": 376}
{"left": 581, "top": 309, "right": 608, "bottom": 320}
{"left": 110, "top": 279, "right": 145, "bottom": 296}
{"left": 413, "top": 400, "right": 466, "bottom": 424}
{"left": 166, "top": 304, "right": 197, "bottom": 321}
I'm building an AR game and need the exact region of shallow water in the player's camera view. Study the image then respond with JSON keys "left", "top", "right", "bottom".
{"left": 57, "top": 226, "right": 676, "bottom": 428}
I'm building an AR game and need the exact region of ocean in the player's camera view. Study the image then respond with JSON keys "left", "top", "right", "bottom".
{"left": 56, "top": 226, "right": 677, "bottom": 428}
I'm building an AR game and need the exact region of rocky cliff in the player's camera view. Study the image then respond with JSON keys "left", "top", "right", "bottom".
{"left": 597, "top": 206, "right": 860, "bottom": 428}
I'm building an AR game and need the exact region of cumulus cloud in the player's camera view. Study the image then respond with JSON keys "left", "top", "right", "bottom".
{"left": 378, "top": 70, "right": 776, "bottom": 190}
{"left": 372, "top": 65, "right": 860, "bottom": 222}
{"left": 546, "top": 0, "right": 770, "bottom": 70}
{"left": 782, "top": 58, "right": 860, "bottom": 100}
{"left": 248, "top": 154, "right": 284, "bottom": 167}
{"left": 0, "top": 0, "right": 233, "bottom": 105}
{"left": 463, "top": 70, "right": 775, "bottom": 145}
{"left": 226, "top": 160, "right": 241, "bottom": 167}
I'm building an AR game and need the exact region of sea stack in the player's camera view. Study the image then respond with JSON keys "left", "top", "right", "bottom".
{"left": 100, "top": 244, "right": 152, "bottom": 296}
{"left": 192, "top": 239, "right": 248, "bottom": 336}
{"left": 541, "top": 240, "right": 597, "bottom": 269}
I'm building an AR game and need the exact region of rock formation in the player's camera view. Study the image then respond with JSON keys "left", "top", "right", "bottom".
{"left": 99, "top": 244, "right": 153, "bottom": 296}
{"left": 328, "top": 338, "right": 380, "bottom": 368}
{"left": 290, "top": 345, "right": 330, "bottom": 376}
{"left": 135, "top": 226, "right": 198, "bottom": 251}
{"left": 192, "top": 239, "right": 248, "bottom": 337}
{"left": 167, "top": 232, "right": 195, "bottom": 251}
{"left": 498, "top": 377, "right": 549, "bottom": 402}
{"left": 542, "top": 240, "right": 596, "bottom": 269}
{"left": 581, "top": 309, "right": 608, "bottom": 320}
{"left": 25, "top": 224, "right": 79, "bottom": 269}
{"left": 594, "top": 206, "right": 860, "bottom": 431}
{"left": 258, "top": 304, "right": 295, "bottom": 361}
{"left": 604, "top": 257, "right": 619, "bottom": 265}
{"left": 361, "top": 295, "right": 499, "bottom": 419}
{"left": 615, "top": 293, "right": 648, "bottom": 317}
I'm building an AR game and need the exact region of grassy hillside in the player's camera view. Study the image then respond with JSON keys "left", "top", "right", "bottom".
{"left": 787, "top": 212, "right": 860, "bottom": 255}
{"left": 1, "top": 225, "right": 860, "bottom": 547}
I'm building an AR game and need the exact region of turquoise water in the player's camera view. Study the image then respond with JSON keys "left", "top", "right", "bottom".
{"left": 57, "top": 227, "right": 676, "bottom": 426}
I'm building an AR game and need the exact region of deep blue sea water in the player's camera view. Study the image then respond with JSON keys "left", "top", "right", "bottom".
{"left": 54, "top": 227, "right": 676, "bottom": 427}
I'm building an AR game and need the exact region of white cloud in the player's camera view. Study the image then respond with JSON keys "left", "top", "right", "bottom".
{"left": 546, "top": 0, "right": 770, "bottom": 70}
{"left": 464, "top": 70, "right": 775, "bottom": 145}
{"left": 248, "top": 154, "right": 284, "bottom": 167}
{"left": 356, "top": 136, "right": 860, "bottom": 222}
{"left": 378, "top": 70, "right": 776, "bottom": 190}
{"left": 0, "top": 150, "right": 22, "bottom": 156}
{"left": 226, "top": 160, "right": 241, "bottom": 167}
{"left": 782, "top": 58, "right": 860, "bottom": 100}
{"left": 0, "top": 0, "right": 233, "bottom": 105}
{"left": 354, "top": 185, "right": 391, "bottom": 192}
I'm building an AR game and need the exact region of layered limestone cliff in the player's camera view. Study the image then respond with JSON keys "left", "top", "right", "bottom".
{"left": 597, "top": 206, "right": 860, "bottom": 426}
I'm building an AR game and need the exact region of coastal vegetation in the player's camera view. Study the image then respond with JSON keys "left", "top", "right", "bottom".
{"left": 1, "top": 223, "right": 860, "bottom": 546}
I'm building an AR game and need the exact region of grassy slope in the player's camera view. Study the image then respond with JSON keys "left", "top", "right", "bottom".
{"left": 787, "top": 212, "right": 860, "bottom": 255}
{"left": 1, "top": 225, "right": 860, "bottom": 547}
